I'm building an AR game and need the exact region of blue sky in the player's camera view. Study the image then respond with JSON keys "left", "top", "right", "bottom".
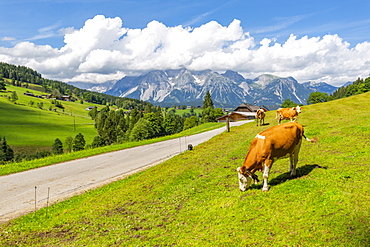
{"left": 0, "top": 0, "right": 370, "bottom": 86}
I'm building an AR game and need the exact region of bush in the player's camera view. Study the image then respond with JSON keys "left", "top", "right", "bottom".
{"left": 65, "top": 136, "right": 73, "bottom": 153}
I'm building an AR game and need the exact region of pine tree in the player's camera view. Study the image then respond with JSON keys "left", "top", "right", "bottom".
{"left": 203, "top": 91, "right": 214, "bottom": 109}
{"left": 72, "top": 133, "right": 86, "bottom": 151}
{"left": 0, "top": 80, "right": 6, "bottom": 91}
{"left": 0, "top": 136, "right": 14, "bottom": 162}
{"left": 52, "top": 138, "right": 63, "bottom": 155}
{"left": 144, "top": 112, "right": 163, "bottom": 138}
{"left": 202, "top": 91, "right": 215, "bottom": 123}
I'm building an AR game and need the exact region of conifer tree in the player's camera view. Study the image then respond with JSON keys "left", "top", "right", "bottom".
{"left": 202, "top": 91, "right": 216, "bottom": 123}
{"left": 72, "top": 133, "right": 86, "bottom": 151}
{"left": 52, "top": 138, "right": 63, "bottom": 155}
{"left": 203, "top": 91, "right": 214, "bottom": 109}
{"left": 0, "top": 136, "right": 14, "bottom": 162}
{"left": 0, "top": 80, "right": 6, "bottom": 90}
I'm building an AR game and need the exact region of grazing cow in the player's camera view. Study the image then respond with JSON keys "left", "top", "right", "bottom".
{"left": 276, "top": 106, "right": 302, "bottom": 125}
{"left": 255, "top": 109, "right": 265, "bottom": 126}
{"left": 236, "top": 121, "right": 316, "bottom": 192}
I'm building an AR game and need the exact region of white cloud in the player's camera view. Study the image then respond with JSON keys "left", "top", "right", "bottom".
{"left": 1, "top": 14, "right": 370, "bottom": 87}
{"left": 1, "top": 37, "right": 16, "bottom": 41}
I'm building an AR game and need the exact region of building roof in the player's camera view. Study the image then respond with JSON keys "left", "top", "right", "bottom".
{"left": 234, "top": 103, "right": 270, "bottom": 112}
{"left": 216, "top": 111, "right": 256, "bottom": 121}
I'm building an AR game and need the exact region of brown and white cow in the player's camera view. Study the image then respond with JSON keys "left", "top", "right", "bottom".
{"left": 236, "top": 121, "right": 316, "bottom": 192}
{"left": 255, "top": 109, "right": 265, "bottom": 126}
{"left": 276, "top": 105, "right": 301, "bottom": 125}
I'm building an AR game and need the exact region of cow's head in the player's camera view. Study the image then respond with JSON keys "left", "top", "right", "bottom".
{"left": 236, "top": 167, "right": 253, "bottom": 191}
{"left": 295, "top": 105, "right": 302, "bottom": 113}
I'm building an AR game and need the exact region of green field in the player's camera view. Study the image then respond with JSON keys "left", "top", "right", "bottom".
{"left": 0, "top": 85, "right": 99, "bottom": 154}
{"left": 172, "top": 107, "right": 202, "bottom": 116}
{"left": 0, "top": 92, "right": 369, "bottom": 246}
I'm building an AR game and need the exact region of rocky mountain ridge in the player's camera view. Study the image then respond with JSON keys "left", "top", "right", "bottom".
{"left": 83, "top": 69, "right": 338, "bottom": 108}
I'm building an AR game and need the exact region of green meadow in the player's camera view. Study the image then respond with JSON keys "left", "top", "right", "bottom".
{"left": 0, "top": 92, "right": 369, "bottom": 246}
{"left": 0, "top": 84, "right": 99, "bottom": 154}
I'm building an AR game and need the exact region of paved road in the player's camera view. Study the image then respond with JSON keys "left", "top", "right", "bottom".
{"left": 0, "top": 121, "right": 250, "bottom": 222}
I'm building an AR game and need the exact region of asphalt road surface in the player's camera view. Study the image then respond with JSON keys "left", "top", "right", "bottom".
{"left": 0, "top": 120, "right": 250, "bottom": 222}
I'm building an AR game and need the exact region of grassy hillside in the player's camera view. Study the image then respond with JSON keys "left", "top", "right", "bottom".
{"left": 0, "top": 84, "right": 99, "bottom": 154}
{"left": 1, "top": 92, "right": 369, "bottom": 246}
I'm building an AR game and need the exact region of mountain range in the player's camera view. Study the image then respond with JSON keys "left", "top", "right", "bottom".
{"left": 72, "top": 69, "right": 338, "bottom": 108}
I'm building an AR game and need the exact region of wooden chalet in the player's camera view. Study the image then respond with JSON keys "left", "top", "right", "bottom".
{"left": 216, "top": 103, "right": 269, "bottom": 122}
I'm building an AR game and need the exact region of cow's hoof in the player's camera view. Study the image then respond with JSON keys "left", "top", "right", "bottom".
{"left": 262, "top": 188, "right": 269, "bottom": 192}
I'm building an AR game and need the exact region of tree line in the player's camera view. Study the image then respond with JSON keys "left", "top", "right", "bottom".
{"left": 282, "top": 76, "right": 370, "bottom": 107}
{"left": 87, "top": 91, "right": 223, "bottom": 147}
{"left": 307, "top": 76, "right": 370, "bottom": 104}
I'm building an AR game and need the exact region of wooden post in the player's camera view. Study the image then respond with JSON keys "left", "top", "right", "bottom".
{"left": 46, "top": 187, "right": 50, "bottom": 217}
{"left": 34, "top": 186, "right": 37, "bottom": 212}
{"left": 226, "top": 115, "right": 230, "bottom": 132}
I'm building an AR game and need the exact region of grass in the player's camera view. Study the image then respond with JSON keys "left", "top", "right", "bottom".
{"left": 0, "top": 92, "right": 370, "bottom": 246}
{"left": 172, "top": 108, "right": 202, "bottom": 116}
{"left": 0, "top": 84, "right": 99, "bottom": 154}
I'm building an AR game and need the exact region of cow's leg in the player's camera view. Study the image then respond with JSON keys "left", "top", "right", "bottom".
{"left": 289, "top": 154, "right": 297, "bottom": 177}
{"left": 262, "top": 161, "right": 272, "bottom": 192}
{"left": 290, "top": 141, "right": 302, "bottom": 177}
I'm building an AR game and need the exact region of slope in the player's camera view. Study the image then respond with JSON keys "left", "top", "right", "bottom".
{"left": 0, "top": 84, "right": 98, "bottom": 154}
{"left": 0, "top": 92, "right": 369, "bottom": 246}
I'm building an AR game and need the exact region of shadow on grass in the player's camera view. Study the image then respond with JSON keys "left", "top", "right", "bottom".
{"left": 250, "top": 164, "right": 326, "bottom": 190}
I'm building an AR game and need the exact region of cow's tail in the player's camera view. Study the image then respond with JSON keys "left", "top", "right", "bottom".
{"left": 303, "top": 134, "right": 317, "bottom": 143}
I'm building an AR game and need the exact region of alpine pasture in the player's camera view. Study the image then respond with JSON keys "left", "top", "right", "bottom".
{"left": 0, "top": 92, "right": 369, "bottom": 246}
{"left": 0, "top": 84, "right": 99, "bottom": 154}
